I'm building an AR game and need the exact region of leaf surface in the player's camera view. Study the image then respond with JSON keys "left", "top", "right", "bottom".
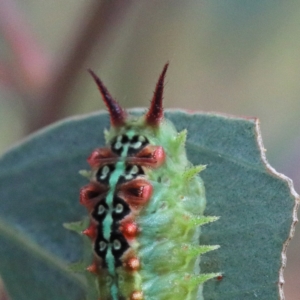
{"left": 0, "top": 110, "right": 298, "bottom": 300}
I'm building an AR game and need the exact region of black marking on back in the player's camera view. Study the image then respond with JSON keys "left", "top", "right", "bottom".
{"left": 112, "top": 197, "right": 131, "bottom": 221}
{"left": 92, "top": 200, "right": 109, "bottom": 222}
{"left": 111, "top": 134, "right": 149, "bottom": 156}
{"left": 127, "top": 135, "right": 149, "bottom": 155}
{"left": 93, "top": 135, "right": 149, "bottom": 271}
{"left": 110, "top": 231, "right": 130, "bottom": 267}
{"left": 117, "top": 165, "right": 144, "bottom": 185}
{"left": 94, "top": 230, "right": 108, "bottom": 267}
{"left": 96, "top": 164, "right": 115, "bottom": 184}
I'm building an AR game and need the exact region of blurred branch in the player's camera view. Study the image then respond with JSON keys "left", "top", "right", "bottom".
{"left": 0, "top": 0, "right": 51, "bottom": 94}
{"left": 0, "top": 289, "right": 10, "bottom": 300}
{"left": 0, "top": 61, "right": 13, "bottom": 88}
{"left": 29, "top": 0, "right": 133, "bottom": 132}
{"left": 0, "top": 0, "right": 133, "bottom": 133}
{"left": 0, "top": 279, "right": 10, "bottom": 300}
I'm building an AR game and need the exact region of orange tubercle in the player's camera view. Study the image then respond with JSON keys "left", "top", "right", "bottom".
{"left": 217, "top": 275, "right": 223, "bottom": 281}
{"left": 120, "top": 220, "right": 139, "bottom": 240}
{"left": 130, "top": 291, "right": 143, "bottom": 300}
{"left": 82, "top": 222, "right": 97, "bottom": 240}
{"left": 125, "top": 257, "right": 140, "bottom": 271}
{"left": 87, "top": 262, "right": 98, "bottom": 274}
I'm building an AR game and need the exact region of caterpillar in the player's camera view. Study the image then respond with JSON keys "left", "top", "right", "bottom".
{"left": 79, "top": 63, "right": 220, "bottom": 300}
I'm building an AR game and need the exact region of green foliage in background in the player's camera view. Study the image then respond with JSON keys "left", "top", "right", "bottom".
{"left": 0, "top": 111, "right": 296, "bottom": 300}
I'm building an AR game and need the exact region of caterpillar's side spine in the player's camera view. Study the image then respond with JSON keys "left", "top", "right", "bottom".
{"left": 75, "top": 63, "right": 220, "bottom": 300}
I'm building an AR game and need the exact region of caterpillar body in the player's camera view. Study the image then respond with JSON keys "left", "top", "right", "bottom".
{"left": 79, "top": 63, "right": 220, "bottom": 300}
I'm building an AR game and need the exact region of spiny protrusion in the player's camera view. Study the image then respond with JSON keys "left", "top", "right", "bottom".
{"left": 172, "top": 129, "right": 187, "bottom": 151}
{"left": 182, "top": 165, "right": 206, "bottom": 182}
{"left": 82, "top": 222, "right": 98, "bottom": 240}
{"left": 78, "top": 169, "right": 92, "bottom": 179}
{"left": 140, "top": 242, "right": 219, "bottom": 272}
{"left": 87, "top": 262, "right": 98, "bottom": 274}
{"left": 63, "top": 220, "right": 86, "bottom": 234}
{"left": 182, "top": 214, "right": 220, "bottom": 229}
{"left": 88, "top": 69, "right": 127, "bottom": 127}
{"left": 176, "top": 272, "right": 223, "bottom": 290}
{"left": 145, "top": 62, "right": 169, "bottom": 126}
{"left": 177, "top": 243, "right": 220, "bottom": 259}
{"left": 153, "top": 213, "right": 219, "bottom": 237}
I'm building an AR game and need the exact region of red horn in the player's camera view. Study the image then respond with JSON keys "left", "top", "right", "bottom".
{"left": 88, "top": 69, "right": 127, "bottom": 127}
{"left": 145, "top": 63, "right": 169, "bottom": 126}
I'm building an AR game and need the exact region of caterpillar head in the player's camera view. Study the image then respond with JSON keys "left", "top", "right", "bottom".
{"left": 88, "top": 63, "right": 169, "bottom": 128}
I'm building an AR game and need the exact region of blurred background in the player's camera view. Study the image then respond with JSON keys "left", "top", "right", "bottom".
{"left": 0, "top": 0, "right": 299, "bottom": 299}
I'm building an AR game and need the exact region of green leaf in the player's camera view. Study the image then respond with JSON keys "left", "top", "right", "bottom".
{"left": 0, "top": 110, "right": 298, "bottom": 300}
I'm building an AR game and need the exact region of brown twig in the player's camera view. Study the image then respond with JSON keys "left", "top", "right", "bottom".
{"left": 0, "top": 279, "right": 10, "bottom": 300}
{"left": 28, "top": 0, "right": 134, "bottom": 132}
{"left": 0, "top": 61, "right": 13, "bottom": 88}
{"left": 0, "top": 0, "right": 51, "bottom": 95}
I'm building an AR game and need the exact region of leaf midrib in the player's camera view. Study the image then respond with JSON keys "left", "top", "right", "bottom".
{"left": 0, "top": 218, "right": 86, "bottom": 288}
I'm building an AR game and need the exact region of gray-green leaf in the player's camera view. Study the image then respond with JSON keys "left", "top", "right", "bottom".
{"left": 0, "top": 110, "right": 298, "bottom": 300}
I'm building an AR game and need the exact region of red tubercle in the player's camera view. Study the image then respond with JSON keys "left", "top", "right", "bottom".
{"left": 82, "top": 222, "right": 98, "bottom": 240}
{"left": 124, "top": 256, "right": 140, "bottom": 272}
{"left": 217, "top": 275, "right": 223, "bottom": 281}
{"left": 88, "top": 69, "right": 127, "bottom": 127}
{"left": 120, "top": 218, "right": 139, "bottom": 240}
{"left": 87, "top": 148, "right": 118, "bottom": 168}
{"left": 87, "top": 262, "right": 99, "bottom": 274}
{"left": 145, "top": 62, "right": 169, "bottom": 127}
{"left": 117, "top": 178, "right": 153, "bottom": 207}
{"left": 127, "top": 145, "right": 165, "bottom": 168}
{"left": 80, "top": 182, "right": 108, "bottom": 211}
{"left": 87, "top": 256, "right": 104, "bottom": 275}
{"left": 130, "top": 291, "right": 143, "bottom": 300}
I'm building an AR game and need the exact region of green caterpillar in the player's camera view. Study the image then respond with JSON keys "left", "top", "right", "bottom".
{"left": 78, "top": 63, "right": 220, "bottom": 300}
